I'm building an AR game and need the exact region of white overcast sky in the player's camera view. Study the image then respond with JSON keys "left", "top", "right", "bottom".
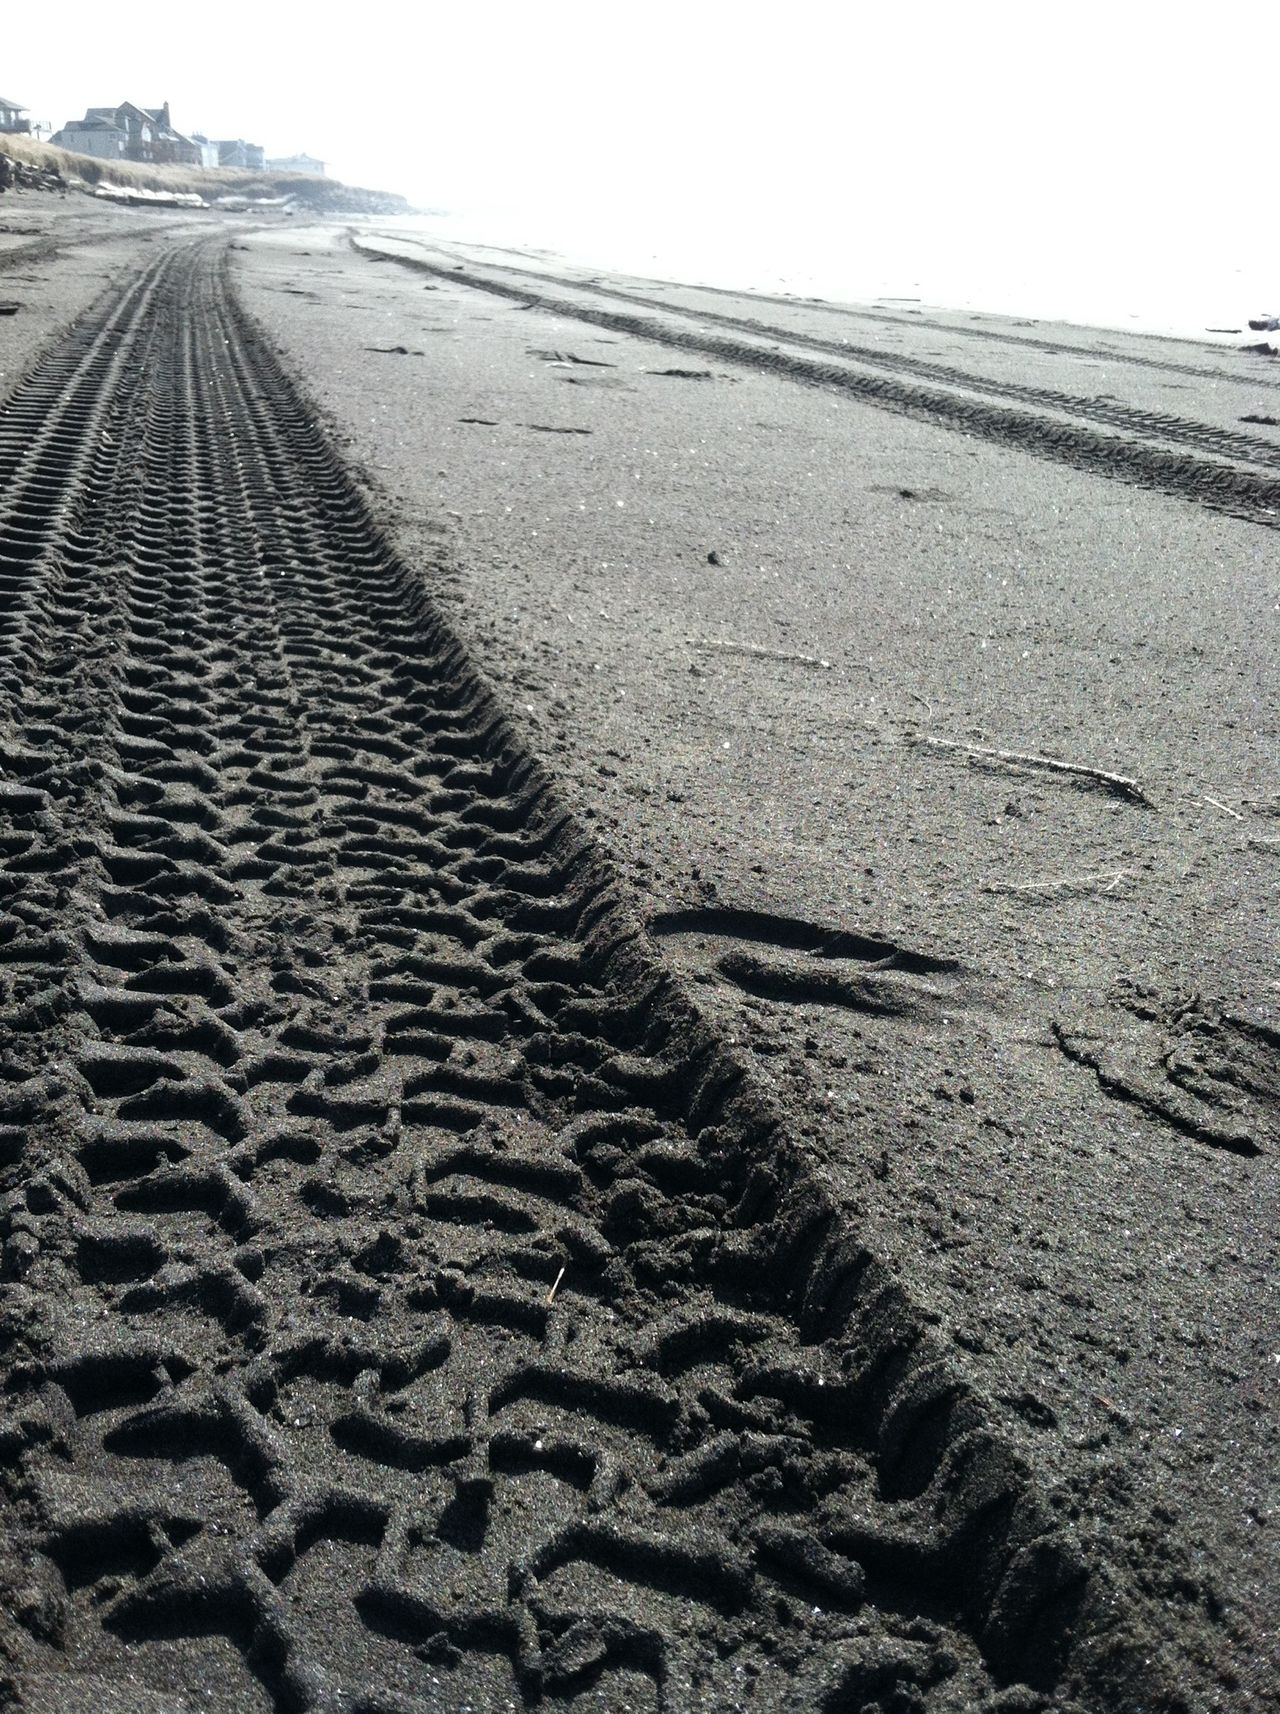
{"left": 6, "top": 1, "right": 1275, "bottom": 280}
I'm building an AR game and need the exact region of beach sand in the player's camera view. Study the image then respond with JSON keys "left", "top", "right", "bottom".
{"left": 1, "top": 195, "right": 1276, "bottom": 1710}
{"left": 240, "top": 226, "right": 1280, "bottom": 1697}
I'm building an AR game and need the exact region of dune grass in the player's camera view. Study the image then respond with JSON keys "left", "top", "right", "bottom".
{"left": 0, "top": 133, "right": 403, "bottom": 209}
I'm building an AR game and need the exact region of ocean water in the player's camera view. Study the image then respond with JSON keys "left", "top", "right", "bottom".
{"left": 366, "top": 200, "right": 1279, "bottom": 344}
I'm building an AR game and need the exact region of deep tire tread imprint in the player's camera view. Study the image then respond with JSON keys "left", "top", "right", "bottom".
{"left": 0, "top": 239, "right": 1175, "bottom": 1713}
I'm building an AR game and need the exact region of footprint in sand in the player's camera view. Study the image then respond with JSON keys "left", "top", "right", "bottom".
{"left": 649, "top": 905, "right": 959, "bottom": 1018}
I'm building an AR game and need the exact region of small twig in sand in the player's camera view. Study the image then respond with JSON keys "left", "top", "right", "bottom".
{"left": 906, "top": 691, "right": 935, "bottom": 720}
{"left": 1203, "top": 794, "right": 1244, "bottom": 820}
{"left": 984, "top": 867, "right": 1134, "bottom": 897}
{"left": 911, "top": 734, "right": 1155, "bottom": 807}
{"left": 546, "top": 1265, "right": 567, "bottom": 1305}
{"left": 528, "top": 349, "right": 616, "bottom": 368}
{"left": 688, "top": 637, "right": 832, "bottom": 669}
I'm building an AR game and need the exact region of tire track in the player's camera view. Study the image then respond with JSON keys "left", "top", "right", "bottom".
{"left": 401, "top": 244, "right": 1280, "bottom": 450}
{"left": 1, "top": 239, "right": 1181, "bottom": 1712}
{"left": 424, "top": 247, "right": 1280, "bottom": 471}
{"left": 629, "top": 271, "right": 1280, "bottom": 391}
{"left": 358, "top": 240, "right": 1280, "bottom": 528}
{"left": 0, "top": 216, "right": 198, "bottom": 278}
{"left": 0, "top": 237, "right": 62, "bottom": 274}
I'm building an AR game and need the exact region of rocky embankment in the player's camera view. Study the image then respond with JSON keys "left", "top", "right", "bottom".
{"left": 0, "top": 153, "right": 66, "bottom": 196}
{"left": 280, "top": 178, "right": 410, "bottom": 216}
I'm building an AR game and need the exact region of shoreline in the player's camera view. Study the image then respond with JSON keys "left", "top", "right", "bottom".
{"left": 372, "top": 210, "right": 1279, "bottom": 347}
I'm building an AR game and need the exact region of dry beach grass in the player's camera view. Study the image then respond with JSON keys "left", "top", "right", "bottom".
{"left": 0, "top": 133, "right": 402, "bottom": 211}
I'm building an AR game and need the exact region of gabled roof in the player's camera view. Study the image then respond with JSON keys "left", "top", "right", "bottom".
{"left": 0, "top": 96, "right": 28, "bottom": 111}
{"left": 86, "top": 102, "right": 154, "bottom": 125}
{"left": 63, "top": 117, "right": 126, "bottom": 132}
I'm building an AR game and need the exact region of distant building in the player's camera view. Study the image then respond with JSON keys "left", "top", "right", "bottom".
{"left": 266, "top": 153, "right": 325, "bottom": 177}
{"left": 52, "top": 115, "right": 126, "bottom": 159}
{"left": 0, "top": 96, "right": 30, "bottom": 135}
{"left": 217, "top": 139, "right": 266, "bottom": 171}
{"left": 54, "top": 101, "right": 201, "bottom": 166}
{"left": 190, "top": 134, "right": 222, "bottom": 171}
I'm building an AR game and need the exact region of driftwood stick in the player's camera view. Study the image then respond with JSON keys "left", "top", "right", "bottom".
{"left": 983, "top": 867, "right": 1133, "bottom": 897}
{"left": 688, "top": 637, "right": 833, "bottom": 669}
{"left": 1203, "top": 794, "right": 1244, "bottom": 820}
{"left": 911, "top": 734, "right": 1155, "bottom": 807}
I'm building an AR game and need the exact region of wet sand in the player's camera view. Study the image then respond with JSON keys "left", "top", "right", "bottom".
{"left": 0, "top": 199, "right": 208, "bottom": 386}
{"left": 1, "top": 196, "right": 1276, "bottom": 1708}
{"left": 235, "top": 225, "right": 1279, "bottom": 1706}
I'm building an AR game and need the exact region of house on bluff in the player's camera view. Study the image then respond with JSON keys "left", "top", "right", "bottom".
{"left": 217, "top": 139, "right": 265, "bottom": 170}
{"left": 189, "top": 134, "right": 223, "bottom": 170}
{"left": 53, "top": 101, "right": 201, "bottom": 166}
{"left": 0, "top": 96, "right": 31, "bottom": 135}
{"left": 52, "top": 114, "right": 126, "bottom": 159}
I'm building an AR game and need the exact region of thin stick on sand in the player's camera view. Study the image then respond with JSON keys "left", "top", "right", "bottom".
{"left": 688, "top": 637, "right": 833, "bottom": 669}
{"left": 983, "top": 867, "right": 1133, "bottom": 896}
{"left": 1203, "top": 795, "right": 1244, "bottom": 820}
{"left": 910, "top": 734, "right": 1155, "bottom": 807}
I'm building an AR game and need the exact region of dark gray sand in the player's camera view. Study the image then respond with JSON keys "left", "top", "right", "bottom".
{"left": 0, "top": 198, "right": 209, "bottom": 384}
{"left": 0, "top": 199, "right": 1275, "bottom": 1711}
{"left": 235, "top": 227, "right": 1278, "bottom": 1704}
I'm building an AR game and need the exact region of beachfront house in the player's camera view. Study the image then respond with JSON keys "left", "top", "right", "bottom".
{"left": 190, "top": 134, "right": 222, "bottom": 171}
{"left": 266, "top": 153, "right": 325, "bottom": 177}
{"left": 55, "top": 102, "right": 201, "bottom": 167}
{"left": 0, "top": 97, "right": 30, "bottom": 135}
{"left": 52, "top": 115, "right": 127, "bottom": 160}
{"left": 217, "top": 139, "right": 266, "bottom": 171}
